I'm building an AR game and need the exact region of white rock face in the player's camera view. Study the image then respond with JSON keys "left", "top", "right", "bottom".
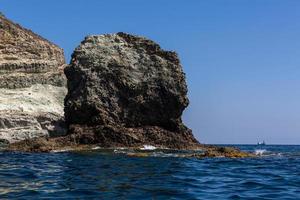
{"left": 0, "top": 85, "right": 67, "bottom": 143}
{"left": 0, "top": 84, "right": 65, "bottom": 115}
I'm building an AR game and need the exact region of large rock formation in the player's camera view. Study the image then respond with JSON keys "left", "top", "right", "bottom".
{"left": 64, "top": 32, "right": 199, "bottom": 149}
{"left": 0, "top": 14, "right": 66, "bottom": 143}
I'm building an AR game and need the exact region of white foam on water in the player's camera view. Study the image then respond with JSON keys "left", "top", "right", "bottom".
{"left": 254, "top": 149, "right": 267, "bottom": 156}
{"left": 92, "top": 146, "right": 101, "bottom": 150}
{"left": 277, "top": 153, "right": 283, "bottom": 157}
{"left": 113, "top": 149, "right": 128, "bottom": 154}
{"left": 51, "top": 149, "right": 70, "bottom": 153}
{"left": 151, "top": 152, "right": 176, "bottom": 157}
{"left": 140, "top": 145, "right": 157, "bottom": 150}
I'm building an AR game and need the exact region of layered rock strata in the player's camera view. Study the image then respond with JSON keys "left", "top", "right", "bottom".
{"left": 64, "top": 32, "right": 200, "bottom": 149}
{"left": 0, "top": 14, "right": 66, "bottom": 143}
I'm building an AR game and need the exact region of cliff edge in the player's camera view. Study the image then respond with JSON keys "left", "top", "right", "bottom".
{"left": 0, "top": 14, "right": 67, "bottom": 143}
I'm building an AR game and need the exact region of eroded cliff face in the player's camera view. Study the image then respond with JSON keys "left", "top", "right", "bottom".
{"left": 64, "top": 32, "right": 199, "bottom": 149}
{"left": 0, "top": 14, "right": 67, "bottom": 143}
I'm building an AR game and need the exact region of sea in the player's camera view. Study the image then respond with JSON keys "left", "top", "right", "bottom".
{"left": 0, "top": 145, "right": 300, "bottom": 199}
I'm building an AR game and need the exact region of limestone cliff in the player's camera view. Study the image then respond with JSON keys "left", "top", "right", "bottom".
{"left": 64, "top": 33, "right": 199, "bottom": 149}
{"left": 0, "top": 14, "right": 66, "bottom": 143}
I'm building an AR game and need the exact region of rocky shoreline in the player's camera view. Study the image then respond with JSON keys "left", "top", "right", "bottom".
{"left": 0, "top": 14, "right": 253, "bottom": 158}
{"left": 6, "top": 136, "right": 252, "bottom": 158}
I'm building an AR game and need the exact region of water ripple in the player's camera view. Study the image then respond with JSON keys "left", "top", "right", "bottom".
{"left": 0, "top": 145, "right": 300, "bottom": 199}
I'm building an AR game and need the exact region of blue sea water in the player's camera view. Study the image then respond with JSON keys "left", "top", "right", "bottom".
{"left": 1, "top": 145, "right": 300, "bottom": 199}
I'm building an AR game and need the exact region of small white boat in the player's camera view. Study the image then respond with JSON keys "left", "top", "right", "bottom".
{"left": 257, "top": 141, "right": 266, "bottom": 146}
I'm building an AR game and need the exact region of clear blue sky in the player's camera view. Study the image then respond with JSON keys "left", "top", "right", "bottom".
{"left": 2, "top": 0, "right": 300, "bottom": 144}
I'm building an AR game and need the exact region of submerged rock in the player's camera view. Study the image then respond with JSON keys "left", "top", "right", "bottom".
{"left": 0, "top": 14, "right": 67, "bottom": 143}
{"left": 64, "top": 32, "right": 199, "bottom": 149}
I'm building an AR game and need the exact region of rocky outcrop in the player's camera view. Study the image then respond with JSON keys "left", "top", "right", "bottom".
{"left": 0, "top": 14, "right": 66, "bottom": 143}
{"left": 6, "top": 32, "right": 252, "bottom": 158}
{"left": 64, "top": 32, "right": 199, "bottom": 149}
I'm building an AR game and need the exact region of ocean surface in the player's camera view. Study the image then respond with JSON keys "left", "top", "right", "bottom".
{"left": 1, "top": 145, "right": 300, "bottom": 199}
